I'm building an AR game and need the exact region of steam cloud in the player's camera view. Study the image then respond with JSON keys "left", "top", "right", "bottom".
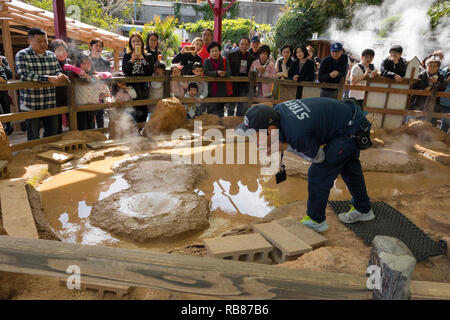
{"left": 325, "top": 0, "right": 450, "bottom": 67}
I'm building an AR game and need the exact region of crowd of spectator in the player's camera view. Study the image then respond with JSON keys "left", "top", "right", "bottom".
{"left": 0, "top": 27, "right": 449, "bottom": 142}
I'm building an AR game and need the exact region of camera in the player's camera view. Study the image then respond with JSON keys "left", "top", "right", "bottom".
{"left": 369, "top": 64, "right": 374, "bottom": 71}
{"left": 275, "top": 151, "right": 287, "bottom": 184}
{"left": 355, "top": 118, "right": 372, "bottom": 150}
{"left": 275, "top": 164, "right": 287, "bottom": 184}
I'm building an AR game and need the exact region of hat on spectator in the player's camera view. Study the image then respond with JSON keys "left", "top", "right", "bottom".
{"left": 330, "top": 42, "right": 343, "bottom": 52}
{"left": 425, "top": 55, "right": 441, "bottom": 67}
{"left": 251, "top": 35, "right": 260, "bottom": 43}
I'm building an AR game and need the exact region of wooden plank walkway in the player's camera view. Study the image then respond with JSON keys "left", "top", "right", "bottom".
{"left": 0, "top": 235, "right": 370, "bottom": 300}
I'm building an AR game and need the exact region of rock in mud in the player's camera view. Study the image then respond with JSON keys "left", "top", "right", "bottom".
{"left": 359, "top": 148, "right": 424, "bottom": 173}
{"left": 283, "top": 148, "right": 424, "bottom": 178}
{"left": 220, "top": 116, "right": 244, "bottom": 129}
{"left": 393, "top": 120, "right": 446, "bottom": 142}
{"left": 90, "top": 191, "right": 209, "bottom": 242}
{"left": 369, "top": 236, "right": 416, "bottom": 300}
{"left": 0, "top": 122, "right": 11, "bottom": 160}
{"left": 283, "top": 153, "right": 309, "bottom": 178}
{"left": 196, "top": 113, "right": 220, "bottom": 126}
{"left": 91, "top": 155, "right": 209, "bottom": 242}
{"left": 143, "top": 98, "right": 186, "bottom": 136}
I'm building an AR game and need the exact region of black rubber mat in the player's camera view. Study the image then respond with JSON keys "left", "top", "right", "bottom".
{"left": 328, "top": 200, "right": 447, "bottom": 261}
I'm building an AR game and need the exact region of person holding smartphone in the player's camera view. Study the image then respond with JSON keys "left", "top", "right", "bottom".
{"left": 172, "top": 37, "right": 203, "bottom": 75}
{"left": 122, "top": 32, "right": 154, "bottom": 123}
{"left": 349, "top": 48, "right": 378, "bottom": 109}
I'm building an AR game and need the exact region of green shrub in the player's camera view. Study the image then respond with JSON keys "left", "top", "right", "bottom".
{"left": 182, "top": 18, "right": 272, "bottom": 46}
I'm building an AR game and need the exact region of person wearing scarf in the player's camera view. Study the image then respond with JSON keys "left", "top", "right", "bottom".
{"left": 203, "top": 41, "right": 231, "bottom": 117}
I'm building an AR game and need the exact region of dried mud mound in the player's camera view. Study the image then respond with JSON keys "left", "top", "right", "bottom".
{"left": 143, "top": 98, "right": 186, "bottom": 136}
{"left": 220, "top": 116, "right": 244, "bottom": 129}
{"left": 278, "top": 246, "right": 368, "bottom": 276}
{"left": 393, "top": 120, "right": 447, "bottom": 143}
{"left": 0, "top": 122, "right": 11, "bottom": 160}
{"left": 359, "top": 148, "right": 424, "bottom": 173}
{"left": 62, "top": 130, "right": 107, "bottom": 142}
{"left": 90, "top": 153, "right": 210, "bottom": 242}
{"left": 283, "top": 147, "right": 424, "bottom": 178}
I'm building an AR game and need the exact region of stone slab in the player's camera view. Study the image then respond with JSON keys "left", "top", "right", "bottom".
{"left": 204, "top": 233, "right": 272, "bottom": 255}
{"left": 0, "top": 179, "right": 38, "bottom": 239}
{"left": 252, "top": 222, "right": 312, "bottom": 263}
{"left": 274, "top": 217, "right": 328, "bottom": 248}
{"left": 59, "top": 279, "right": 130, "bottom": 297}
{"left": 49, "top": 139, "right": 86, "bottom": 152}
{"left": 37, "top": 150, "right": 74, "bottom": 164}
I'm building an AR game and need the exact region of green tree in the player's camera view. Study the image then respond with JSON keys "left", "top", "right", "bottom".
{"left": 174, "top": 2, "right": 239, "bottom": 22}
{"left": 274, "top": 0, "right": 386, "bottom": 48}
{"left": 131, "top": 16, "right": 181, "bottom": 66}
{"left": 428, "top": 0, "right": 450, "bottom": 28}
{"left": 22, "top": 0, "right": 138, "bottom": 32}
{"left": 182, "top": 18, "right": 271, "bottom": 46}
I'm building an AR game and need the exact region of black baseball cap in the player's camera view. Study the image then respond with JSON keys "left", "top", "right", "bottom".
{"left": 235, "top": 104, "right": 280, "bottom": 135}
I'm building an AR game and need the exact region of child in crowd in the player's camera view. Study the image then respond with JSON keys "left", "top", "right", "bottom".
{"left": 150, "top": 62, "right": 166, "bottom": 99}
{"left": 170, "top": 64, "right": 188, "bottom": 98}
{"left": 192, "top": 62, "right": 208, "bottom": 115}
{"left": 250, "top": 45, "right": 277, "bottom": 98}
{"left": 149, "top": 62, "right": 166, "bottom": 113}
{"left": 111, "top": 80, "right": 137, "bottom": 103}
{"left": 184, "top": 82, "right": 201, "bottom": 119}
{"left": 109, "top": 73, "right": 138, "bottom": 139}
{"left": 70, "top": 53, "right": 111, "bottom": 130}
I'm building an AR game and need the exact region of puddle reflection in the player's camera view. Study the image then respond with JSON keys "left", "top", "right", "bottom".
{"left": 209, "top": 178, "right": 273, "bottom": 217}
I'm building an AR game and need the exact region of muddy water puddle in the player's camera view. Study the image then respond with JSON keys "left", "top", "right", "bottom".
{"left": 38, "top": 141, "right": 450, "bottom": 251}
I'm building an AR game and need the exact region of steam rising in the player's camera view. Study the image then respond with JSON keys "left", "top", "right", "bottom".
{"left": 326, "top": 0, "right": 450, "bottom": 67}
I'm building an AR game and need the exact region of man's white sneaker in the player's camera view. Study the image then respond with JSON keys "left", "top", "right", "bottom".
{"left": 338, "top": 205, "right": 375, "bottom": 224}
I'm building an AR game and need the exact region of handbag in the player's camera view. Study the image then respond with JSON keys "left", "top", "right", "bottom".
{"left": 222, "top": 57, "right": 233, "bottom": 96}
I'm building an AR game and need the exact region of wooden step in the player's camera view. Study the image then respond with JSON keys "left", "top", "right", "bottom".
{"left": 0, "top": 179, "right": 38, "bottom": 239}
{"left": 37, "top": 150, "right": 74, "bottom": 164}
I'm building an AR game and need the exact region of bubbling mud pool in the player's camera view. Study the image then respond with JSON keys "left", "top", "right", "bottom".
{"left": 38, "top": 141, "right": 450, "bottom": 251}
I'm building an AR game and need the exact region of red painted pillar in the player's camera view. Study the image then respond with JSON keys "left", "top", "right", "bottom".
{"left": 213, "top": 0, "right": 223, "bottom": 44}
{"left": 53, "top": 0, "right": 67, "bottom": 41}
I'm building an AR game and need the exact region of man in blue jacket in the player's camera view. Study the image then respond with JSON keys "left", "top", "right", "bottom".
{"left": 318, "top": 42, "right": 348, "bottom": 99}
{"left": 236, "top": 97, "right": 375, "bottom": 232}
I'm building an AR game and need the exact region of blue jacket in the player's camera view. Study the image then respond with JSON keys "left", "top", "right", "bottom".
{"left": 274, "top": 97, "right": 367, "bottom": 160}
{"left": 318, "top": 54, "right": 348, "bottom": 84}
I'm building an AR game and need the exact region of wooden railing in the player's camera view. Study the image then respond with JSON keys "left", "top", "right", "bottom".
{"left": 1, "top": 71, "right": 449, "bottom": 151}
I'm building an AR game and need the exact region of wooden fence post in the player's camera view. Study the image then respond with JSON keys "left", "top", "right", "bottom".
{"left": 248, "top": 71, "right": 256, "bottom": 106}
{"left": 425, "top": 86, "right": 438, "bottom": 123}
{"left": 68, "top": 82, "right": 77, "bottom": 131}
{"left": 337, "top": 78, "right": 345, "bottom": 101}
{"left": 163, "top": 70, "right": 171, "bottom": 98}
